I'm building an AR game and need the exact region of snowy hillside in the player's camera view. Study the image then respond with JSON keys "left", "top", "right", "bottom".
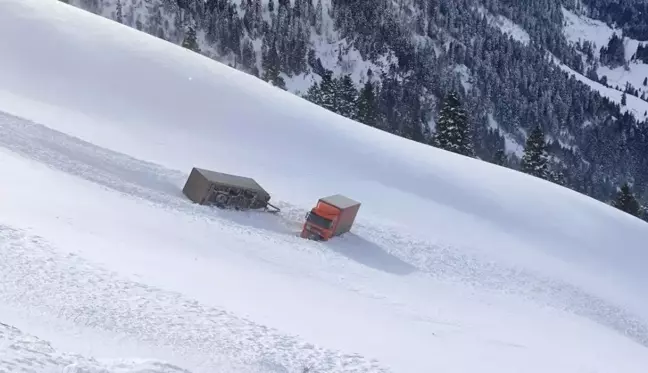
{"left": 551, "top": 54, "right": 648, "bottom": 121}
{"left": 476, "top": 5, "right": 530, "bottom": 46}
{"left": 63, "top": 0, "right": 648, "bottom": 213}
{"left": 562, "top": 6, "right": 648, "bottom": 119}
{"left": 64, "top": 0, "right": 385, "bottom": 96}
{"left": 1, "top": 1, "right": 648, "bottom": 372}
{"left": 0, "top": 320, "right": 189, "bottom": 373}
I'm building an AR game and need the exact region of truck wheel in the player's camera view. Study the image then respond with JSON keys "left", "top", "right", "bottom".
{"left": 215, "top": 193, "right": 229, "bottom": 206}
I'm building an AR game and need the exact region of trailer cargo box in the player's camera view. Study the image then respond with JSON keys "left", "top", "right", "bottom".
{"left": 182, "top": 167, "right": 275, "bottom": 211}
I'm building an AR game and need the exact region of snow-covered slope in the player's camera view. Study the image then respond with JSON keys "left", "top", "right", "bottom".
{"left": 562, "top": 6, "right": 648, "bottom": 118}
{"left": 0, "top": 320, "right": 189, "bottom": 373}
{"left": 476, "top": 5, "right": 531, "bottom": 46}
{"left": 552, "top": 55, "right": 648, "bottom": 120}
{"left": 1, "top": 1, "right": 648, "bottom": 372}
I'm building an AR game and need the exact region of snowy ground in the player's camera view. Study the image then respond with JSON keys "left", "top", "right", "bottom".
{"left": 0, "top": 320, "right": 191, "bottom": 373}
{"left": 1, "top": 1, "right": 648, "bottom": 372}
{"left": 0, "top": 215, "right": 385, "bottom": 373}
{"left": 1, "top": 109, "right": 647, "bottom": 373}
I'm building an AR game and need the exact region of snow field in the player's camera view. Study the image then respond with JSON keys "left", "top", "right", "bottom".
{"left": 0, "top": 320, "right": 193, "bottom": 373}
{"left": 0, "top": 1, "right": 647, "bottom": 373}
{"left": 0, "top": 121, "right": 646, "bottom": 372}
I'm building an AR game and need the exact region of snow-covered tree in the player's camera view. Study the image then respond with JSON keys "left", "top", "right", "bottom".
{"left": 182, "top": 26, "right": 200, "bottom": 53}
{"left": 303, "top": 81, "right": 322, "bottom": 103}
{"left": 356, "top": 79, "right": 379, "bottom": 127}
{"left": 520, "top": 126, "right": 549, "bottom": 180}
{"left": 600, "top": 33, "right": 626, "bottom": 68}
{"left": 318, "top": 72, "right": 339, "bottom": 112}
{"left": 240, "top": 38, "right": 258, "bottom": 75}
{"left": 261, "top": 37, "right": 286, "bottom": 89}
{"left": 314, "top": 0, "right": 323, "bottom": 35}
{"left": 337, "top": 74, "right": 358, "bottom": 119}
{"left": 549, "top": 166, "right": 567, "bottom": 186}
{"left": 492, "top": 149, "right": 506, "bottom": 166}
{"left": 433, "top": 92, "right": 474, "bottom": 157}
{"left": 612, "top": 182, "right": 641, "bottom": 217}
{"left": 115, "top": 0, "right": 123, "bottom": 24}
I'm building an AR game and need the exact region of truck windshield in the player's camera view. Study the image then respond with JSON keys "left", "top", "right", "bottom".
{"left": 307, "top": 211, "right": 333, "bottom": 229}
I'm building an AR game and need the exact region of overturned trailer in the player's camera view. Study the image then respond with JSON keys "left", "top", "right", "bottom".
{"left": 183, "top": 167, "right": 279, "bottom": 212}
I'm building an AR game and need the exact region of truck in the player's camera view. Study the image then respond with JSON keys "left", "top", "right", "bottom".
{"left": 300, "top": 194, "right": 361, "bottom": 241}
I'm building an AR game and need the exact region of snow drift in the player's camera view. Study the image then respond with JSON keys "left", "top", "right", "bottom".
{"left": 0, "top": 0, "right": 647, "bottom": 372}
{"left": 0, "top": 320, "right": 189, "bottom": 373}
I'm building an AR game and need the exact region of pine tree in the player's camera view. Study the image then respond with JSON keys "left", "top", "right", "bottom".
{"left": 261, "top": 38, "right": 286, "bottom": 90}
{"left": 520, "top": 126, "right": 549, "bottom": 180}
{"left": 337, "top": 74, "right": 358, "bottom": 119}
{"left": 115, "top": 0, "right": 123, "bottom": 23}
{"left": 240, "top": 38, "right": 257, "bottom": 73}
{"left": 621, "top": 92, "right": 627, "bottom": 106}
{"left": 356, "top": 80, "right": 379, "bottom": 127}
{"left": 303, "top": 81, "right": 323, "bottom": 105}
{"left": 318, "top": 71, "right": 339, "bottom": 112}
{"left": 182, "top": 26, "right": 200, "bottom": 53}
{"left": 549, "top": 168, "right": 567, "bottom": 186}
{"left": 600, "top": 33, "right": 625, "bottom": 68}
{"left": 314, "top": 0, "right": 323, "bottom": 35}
{"left": 270, "top": 74, "right": 287, "bottom": 90}
{"left": 644, "top": 77, "right": 647, "bottom": 86}
{"left": 492, "top": 149, "right": 506, "bottom": 166}
{"left": 612, "top": 182, "right": 641, "bottom": 217}
{"left": 433, "top": 92, "right": 474, "bottom": 157}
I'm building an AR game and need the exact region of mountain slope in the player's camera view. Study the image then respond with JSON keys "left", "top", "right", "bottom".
{"left": 64, "top": 0, "right": 648, "bottom": 218}
{"left": 1, "top": 0, "right": 648, "bottom": 372}
{"left": 561, "top": 6, "right": 648, "bottom": 112}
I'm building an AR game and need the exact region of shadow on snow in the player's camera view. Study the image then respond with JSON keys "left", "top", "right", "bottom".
{"left": 324, "top": 232, "right": 417, "bottom": 276}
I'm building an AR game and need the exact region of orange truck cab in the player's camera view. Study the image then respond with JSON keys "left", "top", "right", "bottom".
{"left": 300, "top": 194, "right": 361, "bottom": 241}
